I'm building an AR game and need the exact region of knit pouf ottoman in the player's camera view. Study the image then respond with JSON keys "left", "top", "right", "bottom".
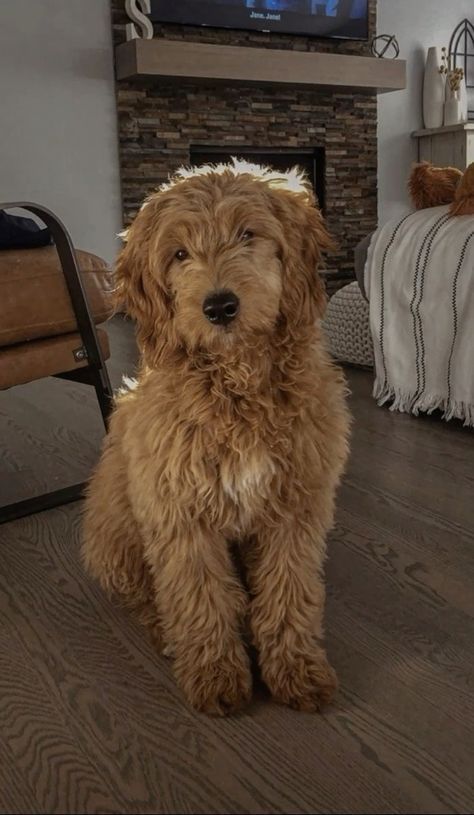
{"left": 322, "top": 281, "right": 374, "bottom": 368}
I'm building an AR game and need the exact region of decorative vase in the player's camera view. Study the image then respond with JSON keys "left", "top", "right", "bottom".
{"left": 423, "top": 47, "right": 445, "bottom": 129}
{"left": 459, "top": 76, "right": 468, "bottom": 122}
{"left": 444, "top": 92, "right": 462, "bottom": 126}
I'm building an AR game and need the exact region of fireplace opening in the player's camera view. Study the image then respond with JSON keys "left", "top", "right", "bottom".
{"left": 189, "top": 146, "right": 326, "bottom": 211}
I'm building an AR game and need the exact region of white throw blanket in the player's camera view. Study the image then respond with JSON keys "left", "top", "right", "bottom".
{"left": 365, "top": 205, "right": 474, "bottom": 427}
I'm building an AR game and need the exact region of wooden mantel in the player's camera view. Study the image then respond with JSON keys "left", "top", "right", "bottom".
{"left": 115, "top": 38, "right": 406, "bottom": 93}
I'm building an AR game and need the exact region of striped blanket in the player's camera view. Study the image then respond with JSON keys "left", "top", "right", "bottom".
{"left": 365, "top": 205, "right": 474, "bottom": 427}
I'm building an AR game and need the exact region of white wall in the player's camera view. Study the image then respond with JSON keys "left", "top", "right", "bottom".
{"left": 0, "top": 0, "right": 122, "bottom": 264}
{"left": 377, "top": 0, "right": 473, "bottom": 223}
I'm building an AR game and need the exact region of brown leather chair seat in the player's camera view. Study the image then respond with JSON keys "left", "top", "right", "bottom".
{"left": 0, "top": 245, "right": 114, "bottom": 348}
{"left": 0, "top": 328, "right": 110, "bottom": 390}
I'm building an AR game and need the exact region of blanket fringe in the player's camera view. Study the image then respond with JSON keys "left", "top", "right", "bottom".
{"left": 373, "top": 379, "right": 474, "bottom": 428}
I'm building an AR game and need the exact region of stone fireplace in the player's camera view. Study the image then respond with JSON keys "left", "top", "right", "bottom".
{"left": 111, "top": 0, "right": 378, "bottom": 294}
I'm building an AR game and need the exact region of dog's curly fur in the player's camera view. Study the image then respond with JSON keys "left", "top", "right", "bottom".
{"left": 82, "top": 161, "right": 350, "bottom": 715}
{"left": 408, "top": 161, "right": 462, "bottom": 210}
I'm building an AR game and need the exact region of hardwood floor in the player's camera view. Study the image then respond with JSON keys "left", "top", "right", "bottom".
{"left": 1, "top": 317, "right": 473, "bottom": 814}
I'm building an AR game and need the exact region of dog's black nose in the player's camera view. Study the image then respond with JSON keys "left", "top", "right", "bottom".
{"left": 203, "top": 290, "right": 240, "bottom": 326}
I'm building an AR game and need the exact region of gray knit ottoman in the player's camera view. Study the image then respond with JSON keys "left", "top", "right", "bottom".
{"left": 322, "top": 281, "right": 374, "bottom": 368}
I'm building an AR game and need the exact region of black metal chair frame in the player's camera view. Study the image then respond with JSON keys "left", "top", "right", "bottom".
{"left": 0, "top": 202, "right": 114, "bottom": 525}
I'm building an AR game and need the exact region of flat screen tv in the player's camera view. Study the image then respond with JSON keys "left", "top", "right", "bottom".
{"left": 149, "top": 1, "right": 369, "bottom": 41}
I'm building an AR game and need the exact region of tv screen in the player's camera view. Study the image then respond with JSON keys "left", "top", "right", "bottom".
{"left": 149, "top": 1, "right": 369, "bottom": 41}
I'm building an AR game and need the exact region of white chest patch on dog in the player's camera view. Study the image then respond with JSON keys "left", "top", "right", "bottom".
{"left": 220, "top": 453, "right": 275, "bottom": 508}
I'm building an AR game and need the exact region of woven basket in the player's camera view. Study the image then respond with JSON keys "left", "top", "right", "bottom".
{"left": 322, "top": 281, "right": 374, "bottom": 368}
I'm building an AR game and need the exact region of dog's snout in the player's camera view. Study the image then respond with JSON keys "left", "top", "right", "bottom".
{"left": 203, "top": 290, "right": 240, "bottom": 326}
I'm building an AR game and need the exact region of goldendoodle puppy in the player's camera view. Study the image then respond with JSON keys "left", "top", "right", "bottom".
{"left": 82, "top": 160, "right": 350, "bottom": 715}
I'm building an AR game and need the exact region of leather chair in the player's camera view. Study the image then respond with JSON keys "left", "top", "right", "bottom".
{"left": 0, "top": 203, "right": 114, "bottom": 524}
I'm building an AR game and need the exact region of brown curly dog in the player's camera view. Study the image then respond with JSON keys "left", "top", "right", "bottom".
{"left": 82, "top": 161, "right": 350, "bottom": 715}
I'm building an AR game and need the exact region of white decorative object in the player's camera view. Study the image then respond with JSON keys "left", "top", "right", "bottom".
{"left": 440, "top": 46, "right": 466, "bottom": 126}
{"left": 444, "top": 92, "right": 462, "bottom": 126}
{"left": 458, "top": 75, "right": 468, "bottom": 122}
{"left": 443, "top": 66, "right": 467, "bottom": 126}
{"left": 125, "top": 0, "right": 153, "bottom": 41}
{"left": 423, "top": 47, "right": 445, "bottom": 129}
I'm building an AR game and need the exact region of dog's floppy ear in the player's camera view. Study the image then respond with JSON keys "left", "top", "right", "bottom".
{"left": 301, "top": 202, "right": 334, "bottom": 319}
{"left": 267, "top": 179, "right": 334, "bottom": 325}
{"left": 115, "top": 195, "right": 172, "bottom": 362}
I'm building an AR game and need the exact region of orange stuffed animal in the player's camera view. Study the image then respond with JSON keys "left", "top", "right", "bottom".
{"left": 408, "top": 161, "right": 463, "bottom": 210}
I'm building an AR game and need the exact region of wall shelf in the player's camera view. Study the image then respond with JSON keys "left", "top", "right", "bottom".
{"left": 115, "top": 38, "right": 406, "bottom": 94}
{"left": 412, "top": 123, "right": 474, "bottom": 170}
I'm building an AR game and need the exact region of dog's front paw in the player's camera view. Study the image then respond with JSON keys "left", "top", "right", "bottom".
{"left": 262, "top": 647, "right": 338, "bottom": 712}
{"left": 175, "top": 644, "right": 252, "bottom": 716}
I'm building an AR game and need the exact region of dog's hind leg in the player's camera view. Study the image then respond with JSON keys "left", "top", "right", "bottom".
{"left": 82, "top": 436, "right": 162, "bottom": 646}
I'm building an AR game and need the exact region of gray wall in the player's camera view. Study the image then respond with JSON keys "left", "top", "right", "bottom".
{"left": 377, "top": 0, "right": 473, "bottom": 223}
{"left": 0, "top": 0, "right": 122, "bottom": 264}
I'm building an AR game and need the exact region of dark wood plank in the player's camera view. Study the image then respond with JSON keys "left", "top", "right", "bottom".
{"left": 0, "top": 323, "right": 473, "bottom": 814}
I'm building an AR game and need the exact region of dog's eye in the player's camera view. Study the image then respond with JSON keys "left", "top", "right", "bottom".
{"left": 175, "top": 249, "right": 188, "bottom": 262}
{"left": 241, "top": 230, "right": 254, "bottom": 241}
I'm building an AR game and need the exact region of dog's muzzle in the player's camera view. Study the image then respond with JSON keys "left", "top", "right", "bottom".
{"left": 203, "top": 290, "right": 240, "bottom": 327}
